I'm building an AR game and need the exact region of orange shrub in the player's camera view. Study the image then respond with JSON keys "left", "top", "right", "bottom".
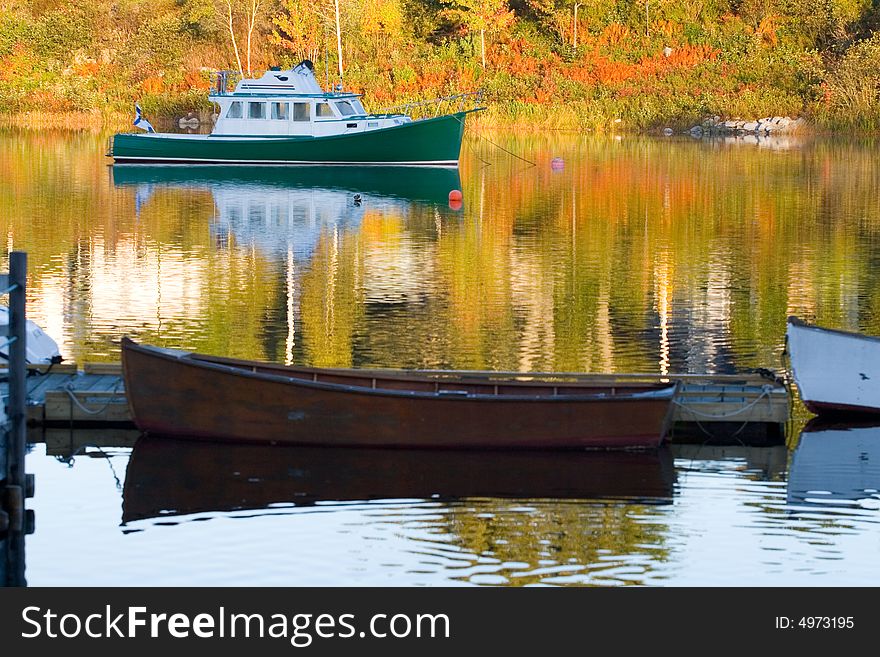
{"left": 599, "top": 24, "right": 630, "bottom": 47}
{"left": 184, "top": 70, "right": 211, "bottom": 90}
{"left": 74, "top": 61, "right": 101, "bottom": 77}
{"left": 142, "top": 77, "right": 165, "bottom": 93}
{"left": 757, "top": 15, "right": 779, "bottom": 47}
{"left": 653, "top": 20, "right": 679, "bottom": 39}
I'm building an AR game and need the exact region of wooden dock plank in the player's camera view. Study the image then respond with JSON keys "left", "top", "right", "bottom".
{"left": 83, "top": 363, "right": 123, "bottom": 376}
{"left": 23, "top": 373, "right": 75, "bottom": 402}
{"left": 61, "top": 374, "right": 125, "bottom": 394}
{"left": 65, "top": 374, "right": 113, "bottom": 392}
{"left": 44, "top": 389, "right": 131, "bottom": 424}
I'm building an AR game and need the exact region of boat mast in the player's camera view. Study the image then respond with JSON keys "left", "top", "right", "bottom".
{"left": 334, "top": 0, "right": 343, "bottom": 83}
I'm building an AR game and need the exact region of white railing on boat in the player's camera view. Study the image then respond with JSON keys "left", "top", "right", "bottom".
{"left": 374, "top": 91, "right": 484, "bottom": 120}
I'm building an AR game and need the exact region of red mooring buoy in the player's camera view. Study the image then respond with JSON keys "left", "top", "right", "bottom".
{"left": 448, "top": 189, "right": 463, "bottom": 202}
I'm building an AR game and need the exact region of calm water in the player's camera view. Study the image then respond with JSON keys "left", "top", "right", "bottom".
{"left": 2, "top": 128, "right": 880, "bottom": 586}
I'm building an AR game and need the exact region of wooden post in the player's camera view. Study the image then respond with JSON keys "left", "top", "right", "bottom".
{"left": 4, "top": 251, "right": 26, "bottom": 530}
{"left": 1, "top": 251, "right": 28, "bottom": 585}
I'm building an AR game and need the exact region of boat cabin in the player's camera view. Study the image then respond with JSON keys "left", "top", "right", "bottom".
{"left": 209, "top": 61, "right": 410, "bottom": 138}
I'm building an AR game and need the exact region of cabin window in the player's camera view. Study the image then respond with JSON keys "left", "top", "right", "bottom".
{"left": 293, "top": 102, "right": 310, "bottom": 122}
{"left": 316, "top": 102, "right": 334, "bottom": 118}
{"left": 271, "top": 102, "right": 289, "bottom": 120}
{"left": 248, "top": 102, "right": 266, "bottom": 119}
{"left": 352, "top": 99, "right": 367, "bottom": 114}
{"left": 335, "top": 101, "right": 356, "bottom": 117}
{"left": 226, "top": 102, "right": 243, "bottom": 119}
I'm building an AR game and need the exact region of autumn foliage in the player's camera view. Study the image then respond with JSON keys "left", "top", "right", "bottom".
{"left": 0, "top": 0, "right": 877, "bottom": 130}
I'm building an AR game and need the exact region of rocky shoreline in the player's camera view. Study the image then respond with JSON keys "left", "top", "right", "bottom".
{"left": 684, "top": 116, "right": 807, "bottom": 138}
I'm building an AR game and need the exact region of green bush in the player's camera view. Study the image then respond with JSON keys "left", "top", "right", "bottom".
{"left": 31, "top": 7, "right": 93, "bottom": 60}
{"left": 0, "top": 13, "right": 29, "bottom": 57}
{"left": 138, "top": 89, "right": 213, "bottom": 118}
{"left": 119, "top": 14, "right": 188, "bottom": 81}
{"left": 817, "top": 33, "right": 880, "bottom": 130}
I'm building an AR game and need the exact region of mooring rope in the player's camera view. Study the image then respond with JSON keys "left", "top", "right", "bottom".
{"left": 63, "top": 443, "right": 124, "bottom": 490}
{"left": 63, "top": 380, "right": 124, "bottom": 416}
{"left": 671, "top": 384, "right": 775, "bottom": 420}
{"left": 451, "top": 112, "right": 536, "bottom": 167}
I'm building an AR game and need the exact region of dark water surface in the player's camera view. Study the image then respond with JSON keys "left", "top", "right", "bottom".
{"left": 2, "top": 129, "right": 880, "bottom": 585}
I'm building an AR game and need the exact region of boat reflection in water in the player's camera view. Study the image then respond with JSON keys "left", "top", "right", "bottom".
{"left": 111, "top": 164, "right": 461, "bottom": 259}
{"left": 787, "top": 419, "right": 880, "bottom": 508}
{"left": 121, "top": 436, "right": 676, "bottom": 524}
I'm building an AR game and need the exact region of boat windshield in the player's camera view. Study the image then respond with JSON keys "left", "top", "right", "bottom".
{"left": 335, "top": 101, "right": 356, "bottom": 117}
{"left": 351, "top": 99, "right": 366, "bottom": 114}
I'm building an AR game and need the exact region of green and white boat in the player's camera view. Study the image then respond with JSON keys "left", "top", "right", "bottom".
{"left": 110, "top": 61, "right": 483, "bottom": 167}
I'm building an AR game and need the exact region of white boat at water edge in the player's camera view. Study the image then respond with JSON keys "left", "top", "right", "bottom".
{"left": 0, "top": 306, "right": 62, "bottom": 365}
{"left": 786, "top": 316, "right": 880, "bottom": 415}
{"left": 788, "top": 420, "right": 880, "bottom": 508}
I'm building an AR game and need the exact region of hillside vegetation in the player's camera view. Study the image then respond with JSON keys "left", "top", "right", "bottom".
{"left": 1, "top": 0, "right": 878, "bottom": 131}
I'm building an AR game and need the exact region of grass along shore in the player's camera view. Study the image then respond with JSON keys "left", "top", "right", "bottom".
{"left": 0, "top": 102, "right": 827, "bottom": 136}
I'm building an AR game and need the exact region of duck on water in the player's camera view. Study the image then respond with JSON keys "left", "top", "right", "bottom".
{"left": 109, "top": 60, "right": 484, "bottom": 167}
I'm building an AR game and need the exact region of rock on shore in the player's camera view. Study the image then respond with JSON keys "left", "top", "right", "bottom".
{"left": 690, "top": 116, "right": 807, "bottom": 136}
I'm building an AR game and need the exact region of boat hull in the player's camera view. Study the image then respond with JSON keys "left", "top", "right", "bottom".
{"left": 111, "top": 112, "right": 468, "bottom": 166}
{"left": 120, "top": 339, "right": 677, "bottom": 449}
{"left": 786, "top": 316, "right": 880, "bottom": 416}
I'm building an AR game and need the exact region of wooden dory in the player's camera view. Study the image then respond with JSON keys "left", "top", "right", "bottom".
{"left": 120, "top": 337, "right": 679, "bottom": 449}
{"left": 786, "top": 316, "right": 880, "bottom": 415}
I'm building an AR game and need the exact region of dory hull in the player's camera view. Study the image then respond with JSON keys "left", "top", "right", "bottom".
{"left": 111, "top": 112, "right": 467, "bottom": 166}
{"left": 122, "top": 437, "right": 676, "bottom": 522}
{"left": 786, "top": 316, "right": 880, "bottom": 415}
{"left": 120, "top": 339, "right": 677, "bottom": 449}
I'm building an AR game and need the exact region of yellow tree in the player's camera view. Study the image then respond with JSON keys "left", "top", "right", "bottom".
{"left": 272, "top": 0, "right": 346, "bottom": 81}
{"left": 272, "top": 0, "right": 330, "bottom": 63}
{"left": 526, "top": 0, "right": 585, "bottom": 47}
{"left": 441, "top": 0, "right": 514, "bottom": 69}
{"left": 216, "top": 0, "right": 266, "bottom": 77}
{"left": 245, "top": 0, "right": 264, "bottom": 77}
{"left": 359, "top": 0, "right": 405, "bottom": 58}
{"left": 218, "top": 0, "right": 245, "bottom": 76}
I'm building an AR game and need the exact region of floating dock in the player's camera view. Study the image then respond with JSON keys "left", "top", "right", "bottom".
{"left": 3, "top": 363, "right": 791, "bottom": 444}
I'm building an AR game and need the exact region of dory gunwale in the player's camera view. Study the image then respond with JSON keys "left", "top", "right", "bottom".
{"left": 125, "top": 340, "right": 679, "bottom": 403}
{"left": 787, "top": 315, "right": 880, "bottom": 343}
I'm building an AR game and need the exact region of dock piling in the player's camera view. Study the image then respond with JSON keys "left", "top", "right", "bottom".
{"left": 1, "top": 251, "right": 30, "bottom": 586}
